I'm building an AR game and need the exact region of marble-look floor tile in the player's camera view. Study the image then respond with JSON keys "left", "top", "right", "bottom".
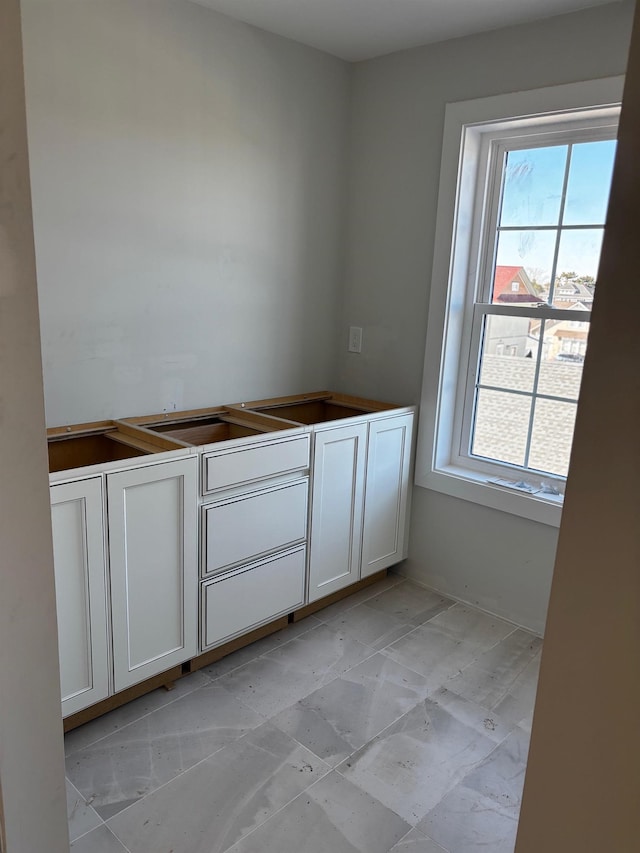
{"left": 323, "top": 602, "right": 418, "bottom": 650}
{"left": 364, "top": 581, "right": 455, "bottom": 627}
{"left": 492, "top": 652, "right": 541, "bottom": 732}
{"left": 216, "top": 624, "right": 373, "bottom": 718}
{"left": 446, "top": 630, "right": 542, "bottom": 709}
{"left": 417, "top": 726, "right": 530, "bottom": 852}
{"left": 460, "top": 726, "right": 530, "bottom": 809}
{"left": 389, "top": 827, "right": 449, "bottom": 852}
{"left": 382, "top": 606, "right": 514, "bottom": 689}
{"left": 381, "top": 625, "right": 475, "bottom": 691}
{"left": 225, "top": 770, "right": 410, "bottom": 853}
{"left": 312, "top": 574, "right": 405, "bottom": 623}
{"left": 66, "top": 683, "right": 263, "bottom": 819}
{"left": 70, "top": 824, "right": 129, "bottom": 852}
{"left": 65, "top": 670, "right": 212, "bottom": 756}
{"left": 202, "top": 615, "right": 322, "bottom": 680}
{"left": 426, "top": 605, "right": 514, "bottom": 646}
{"left": 108, "top": 722, "right": 329, "bottom": 853}
{"left": 418, "top": 785, "right": 519, "bottom": 853}
{"left": 271, "top": 653, "right": 431, "bottom": 766}
{"left": 67, "top": 778, "right": 103, "bottom": 842}
{"left": 338, "top": 689, "right": 508, "bottom": 824}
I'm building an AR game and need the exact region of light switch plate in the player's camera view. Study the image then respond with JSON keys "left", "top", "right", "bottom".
{"left": 348, "top": 326, "right": 363, "bottom": 353}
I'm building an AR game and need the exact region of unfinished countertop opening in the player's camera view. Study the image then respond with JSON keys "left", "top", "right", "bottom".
{"left": 48, "top": 428, "right": 152, "bottom": 473}
{"left": 231, "top": 392, "right": 402, "bottom": 426}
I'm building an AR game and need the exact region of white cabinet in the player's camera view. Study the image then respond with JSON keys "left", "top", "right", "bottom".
{"left": 107, "top": 457, "right": 198, "bottom": 692}
{"left": 202, "top": 547, "right": 306, "bottom": 649}
{"left": 361, "top": 414, "right": 414, "bottom": 578}
{"left": 202, "top": 479, "right": 308, "bottom": 576}
{"left": 307, "top": 411, "right": 415, "bottom": 603}
{"left": 50, "top": 477, "right": 110, "bottom": 717}
{"left": 199, "top": 433, "right": 310, "bottom": 652}
{"left": 202, "top": 434, "right": 310, "bottom": 494}
{"left": 49, "top": 396, "right": 414, "bottom": 721}
{"left": 50, "top": 455, "right": 198, "bottom": 715}
{"left": 307, "top": 422, "right": 367, "bottom": 603}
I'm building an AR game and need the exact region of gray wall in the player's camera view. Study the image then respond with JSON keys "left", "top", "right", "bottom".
{"left": 19, "top": 0, "right": 635, "bottom": 634}
{"left": 336, "top": 0, "right": 634, "bottom": 634}
{"left": 21, "top": 0, "right": 351, "bottom": 426}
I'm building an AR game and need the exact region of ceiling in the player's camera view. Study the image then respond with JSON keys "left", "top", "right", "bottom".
{"left": 192, "top": 0, "right": 619, "bottom": 62}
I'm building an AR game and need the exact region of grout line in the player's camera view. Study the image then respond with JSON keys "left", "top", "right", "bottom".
{"left": 208, "top": 768, "right": 336, "bottom": 853}
{"left": 106, "top": 730, "right": 335, "bottom": 853}
{"left": 69, "top": 695, "right": 269, "bottom": 826}
{"left": 102, "top": 733, "right": 251, "bottom": 827}
{"left": 330, "top": 698, "right": 514, "bottom": 846}
{"left": 64, "top": 672, "right": 211, "bottom": 757}
{"left": 69, "top": 577, "right": 536, "bottom": 849}
{"left": 311, "top": 576, "right": 408, "bottom": 625}
{"left": 393, "top": 572, "right": 543, "bottom": 638}
{"left": 70, "top": 823, "right": 132, "bottom": 852}
{"left": 66, "top": 611, "right": 332, "bottom": 757}
{"left": 69, "top": 578, "right": 401, "bottom": 757}
{"left": 389, "top": 825, "right": 451, "bottom": 851}
{"left": 205, "top": 615, "right": 326, "bottom": 682}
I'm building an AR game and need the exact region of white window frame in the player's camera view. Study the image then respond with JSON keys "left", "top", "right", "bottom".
{"left": 415, "top": 78, "right": 623, "bottom": 527}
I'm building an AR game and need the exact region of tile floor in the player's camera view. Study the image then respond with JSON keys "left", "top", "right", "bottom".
{"left": 65, "top": 574, "right": 542, "bottom": 853}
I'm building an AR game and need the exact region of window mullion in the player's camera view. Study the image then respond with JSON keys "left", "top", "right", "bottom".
{"left": 523, "top": 318, "right": 546, "bottom": 470}
{"left": 547, "top": 144, "right": 574, "bottom": 306}
{"left": 477, "top": 142, "right": 508, "bottom": 304}
{"left": 475, "top": 303, "right": 591, "bottom": 322}
{"left": 459, "top": 304, "right": 486, "bottom": 459}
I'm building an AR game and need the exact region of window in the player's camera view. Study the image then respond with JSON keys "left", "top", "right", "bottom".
{"left": 416, "top": 78, "right": 623, "bottom": 526}
{"left": 465, "top": 133, "right": 616, "bottom": 482}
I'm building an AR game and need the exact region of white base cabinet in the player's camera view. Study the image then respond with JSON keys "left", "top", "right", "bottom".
{"left": 307, "top": 423, "right": 367, "bottom": 603}
{"left": 50, "top": 477, "right": 110, "bottom": 717}
{"left": 202, "top": 479, "right": 308, "bottom": 576}
{"left": 49, "top": 395, "right": 414, "bottom": 721}
{"left": 361, "top": 413, "right": 413, "bottom": 578}
{"left": 202, "top": 547, "right": 306, "bottom": 649}
{"left": 51, "top": 455, "right": 198, "bottom": 716}
{"left": 199, "top": 433, "right": 310, "bottom": 652}
{"left": 107, "top": 457, "right": 198, "bottom": 692}
{"left": 307, "top": 412, "right": 415, "bottom": 603}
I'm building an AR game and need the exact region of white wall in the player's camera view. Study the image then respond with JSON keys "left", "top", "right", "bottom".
{"left": 0, "top": 1, "right": 69, "bottom": 850}
{"left": 337, "top": 0, "right": 635, "bottom": 634}
{"left": 21, "top": 0, "right": 351, "bottom": 426}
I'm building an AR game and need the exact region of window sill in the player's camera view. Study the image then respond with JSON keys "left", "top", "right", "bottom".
{"left": 416, "top": 464, "right": 563, "bottom": 527}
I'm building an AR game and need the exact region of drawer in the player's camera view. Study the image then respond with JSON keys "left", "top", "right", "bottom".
{"left": 202, "top": 434, "right": 310, "bottom": 495}
{"left": 201, "top": 547, "right": 306, "bottom": 650}
{"left": 202, "top": 479, "right": 308, "bottom": 575}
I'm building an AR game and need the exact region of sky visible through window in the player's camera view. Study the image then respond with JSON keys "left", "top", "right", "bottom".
{"left": 495, "top": 139, "right": 617, "bottom": 293}
{"left": 471, "top": 137, "right": 617, "bottom": 482}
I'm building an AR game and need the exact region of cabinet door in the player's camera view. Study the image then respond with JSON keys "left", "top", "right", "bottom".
{"left": 361, "top": 414, "right": 414, "bottom": 578}
{"left": 308, "top": 423, "right": 367, "bottom": 603}
{"left": 107, "top": 457, "right": 198, "bottom": 692}
{"left": 50, "top": 477, "right": 109, "bottom": 717}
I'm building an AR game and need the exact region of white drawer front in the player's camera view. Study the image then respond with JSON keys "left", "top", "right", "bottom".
{"left": 203, "top": 479, "right": 308, "bottom": 575}
{"left": 202, "top": 434, "right": 310, "bottom": 494}
{"left": 202, "top": 547, "right": 306, "bottom": 649}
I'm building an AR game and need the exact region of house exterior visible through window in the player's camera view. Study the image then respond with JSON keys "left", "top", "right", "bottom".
{"left": 467, "top": 135, "right": 616, "bottom": 480}
{"left": 416, "top": 79, "right": 623, "bottom": 526}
